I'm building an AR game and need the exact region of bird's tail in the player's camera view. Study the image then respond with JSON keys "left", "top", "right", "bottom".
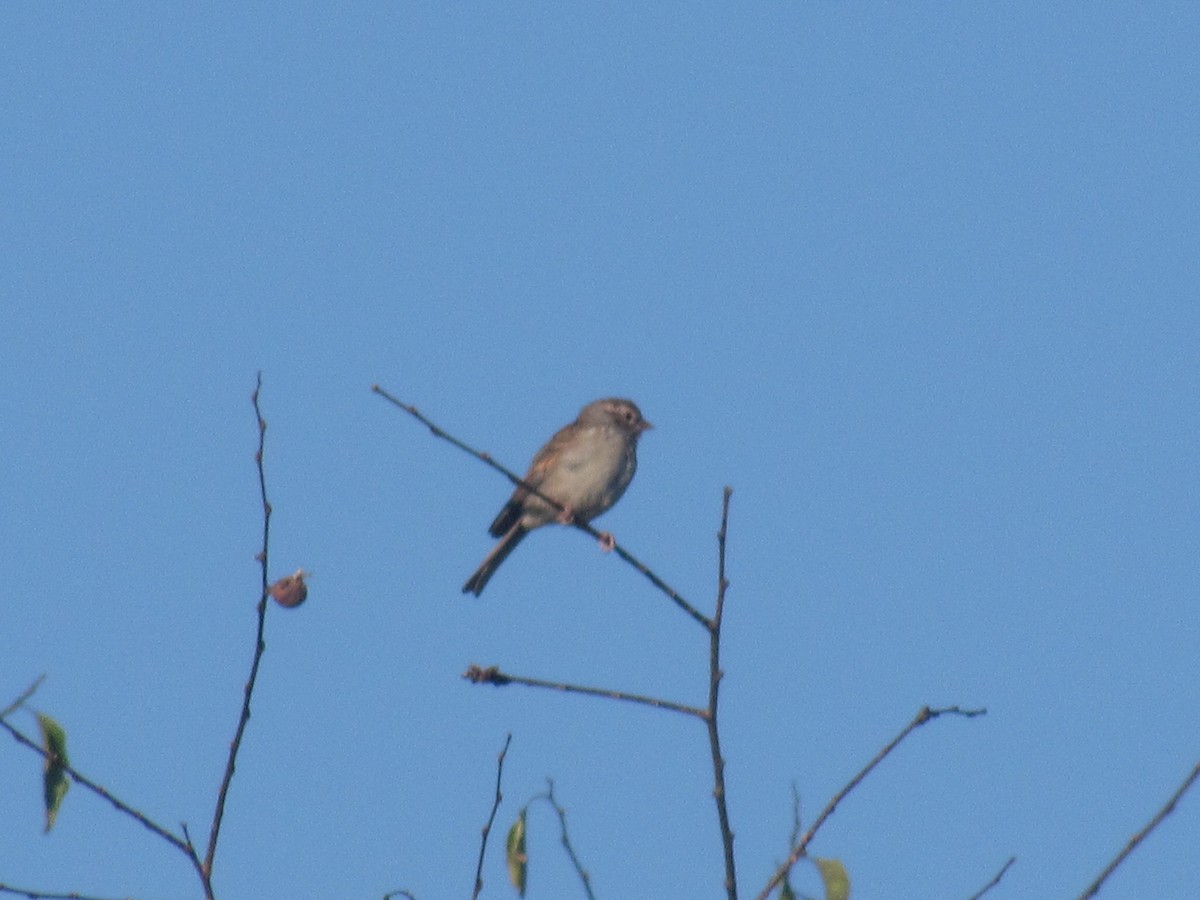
{"left": 462, "top": 524, "right": 526, "bottom": 596}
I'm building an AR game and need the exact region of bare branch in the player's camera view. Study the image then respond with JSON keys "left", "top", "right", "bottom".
{"left": 0, "top": 675, "right": 45, "bottom": 719}
{"left": 1078, "top": 761, "right": 1200, "bottom": 899}
{"left": 755, "top": 705, "right": 987, "bottom": 900}
{"left": 472, "top": 734, "right": 514, "bottom": 900}
{"left": 532, "top": 779, "right": 596, "bottom": 900}
{"left": 707, "top": 487, "right": 737, "bottom": 900}
{"left": 202, "top": 372, "right": 276, "bottom": 894}
{"left": 463, "top": 665, "right": 705, "bottom": 719}
{"left": 0, "top": 377, "right": 289, "bottom": 898}
{"left": 0, "top": 717, "right": 196, "bottom": 865}
{"left": 966, "top": 856, "right": 1016, "bottom": 900}
{"left": 372, "top": 386, "right": 709, "bottom": 628}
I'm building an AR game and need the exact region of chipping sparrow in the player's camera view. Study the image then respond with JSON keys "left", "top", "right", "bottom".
{"left": 462, "top": 398, "right": 652, "bottom": 596}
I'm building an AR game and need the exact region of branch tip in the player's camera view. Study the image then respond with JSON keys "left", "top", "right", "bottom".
{"left": 464, "top": 664, "right": 509, "bottom": 686}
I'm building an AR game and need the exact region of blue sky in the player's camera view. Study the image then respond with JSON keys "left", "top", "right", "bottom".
{"left": 2, "top": 5, "right": 1198, "bottom": 899}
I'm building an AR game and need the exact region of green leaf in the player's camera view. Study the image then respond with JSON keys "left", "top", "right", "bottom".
{"left": 780, "top": 877, "right": 797, "bottom": 900}
{"left": 38, "top": 714, "right": 70, "bottom": 832}
{"left": 506, "top": 809, "right": 527, "bottom": 896}
{"left": 813, "top": 857, "right": 850, "bottom": 900}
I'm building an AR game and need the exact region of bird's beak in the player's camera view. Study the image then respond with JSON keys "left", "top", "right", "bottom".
{"left": 639, "top": 419, "right": 653, "bottom": 432}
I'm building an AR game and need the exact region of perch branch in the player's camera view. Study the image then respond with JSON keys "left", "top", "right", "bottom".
{"left": 372, "top": 386, "right": 709, "bottom": 628}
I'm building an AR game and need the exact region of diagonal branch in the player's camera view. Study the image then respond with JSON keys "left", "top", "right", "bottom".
{"left": 372, "top": 386, "right": 709, "bottom": 628}
{"left": 1078, "top": 761, "right": 1200, "bottom": 899}
{"left": 0, "top": 716, "right": 203, "bottom": 885}
{"left": 754, "top": 705, "right": 987, "bottom": 900}
{"left": 0, "top": 675, "right": 45, "bottom": 719}
{"left": 967, "top": 856, "right": 1016, "bottom": 900}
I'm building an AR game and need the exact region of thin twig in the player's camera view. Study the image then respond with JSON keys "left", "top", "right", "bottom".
{"left": 967, "top": 856, "right": 1016, "bottom": 900}
{"left": 371, "top": 386, "right": 710, "bottom": 628}
{"left": 1078, "top": 761, "right": 1200, "bottom": 899}
{"left": 0, "top": 884, "right": 140, "bottom": 900}
{"left": 769, "top": 783, "right": 805, "bottom": 898}
{"left": 788, "top": 782, "right": 802, "bottom": 847}
{"left": 707, "top": 487, "right": 737, "bottom": 900}
{"left": 754, "top": 705, "right": 987, "bottom": 900}
{"left": 202, "top": 373, "right": 274, "bottom": 894}
{"left": 0, "top": 674, "right": 45, "bottom": 719}
{"left": 533, "top": 779, "right": 596, "bottom": 900}
{"left": 472, "top": 734, "right": 513, "bottom": 900}
{"left": 463, "top": 664, "right": 706, "bottom": 719}
{"left": 182, "top": 823, "right": 202, "bottom": 870}
{"left": 0, "top": 717, "right": 195, "bottom": 863}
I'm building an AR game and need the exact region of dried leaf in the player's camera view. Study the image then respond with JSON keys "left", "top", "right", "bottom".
{"left": 269, "top": 569, "right": 309, "bottom": 608}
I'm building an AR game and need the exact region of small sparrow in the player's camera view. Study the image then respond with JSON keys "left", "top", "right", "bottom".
{"left": 462, "top": 398, "right": 652, "bottom": 596}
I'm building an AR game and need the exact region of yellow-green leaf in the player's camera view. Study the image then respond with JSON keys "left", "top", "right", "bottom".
{"left": 506, "top": 810, "right": 527, "bottom": 896}
{"left": 38, "top": 714, "right": 70, "bottom": 832}
{"left": 813, "top": 857, "right": 850, "bottom": 900}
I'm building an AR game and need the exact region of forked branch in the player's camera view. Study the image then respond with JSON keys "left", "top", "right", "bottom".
{"left": 755, "top": 705, "right": 987, "bottom": 900}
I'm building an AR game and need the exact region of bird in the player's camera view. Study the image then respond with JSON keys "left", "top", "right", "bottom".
{"left": 462, "top": 398, "right": 652, "bottom": 596}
